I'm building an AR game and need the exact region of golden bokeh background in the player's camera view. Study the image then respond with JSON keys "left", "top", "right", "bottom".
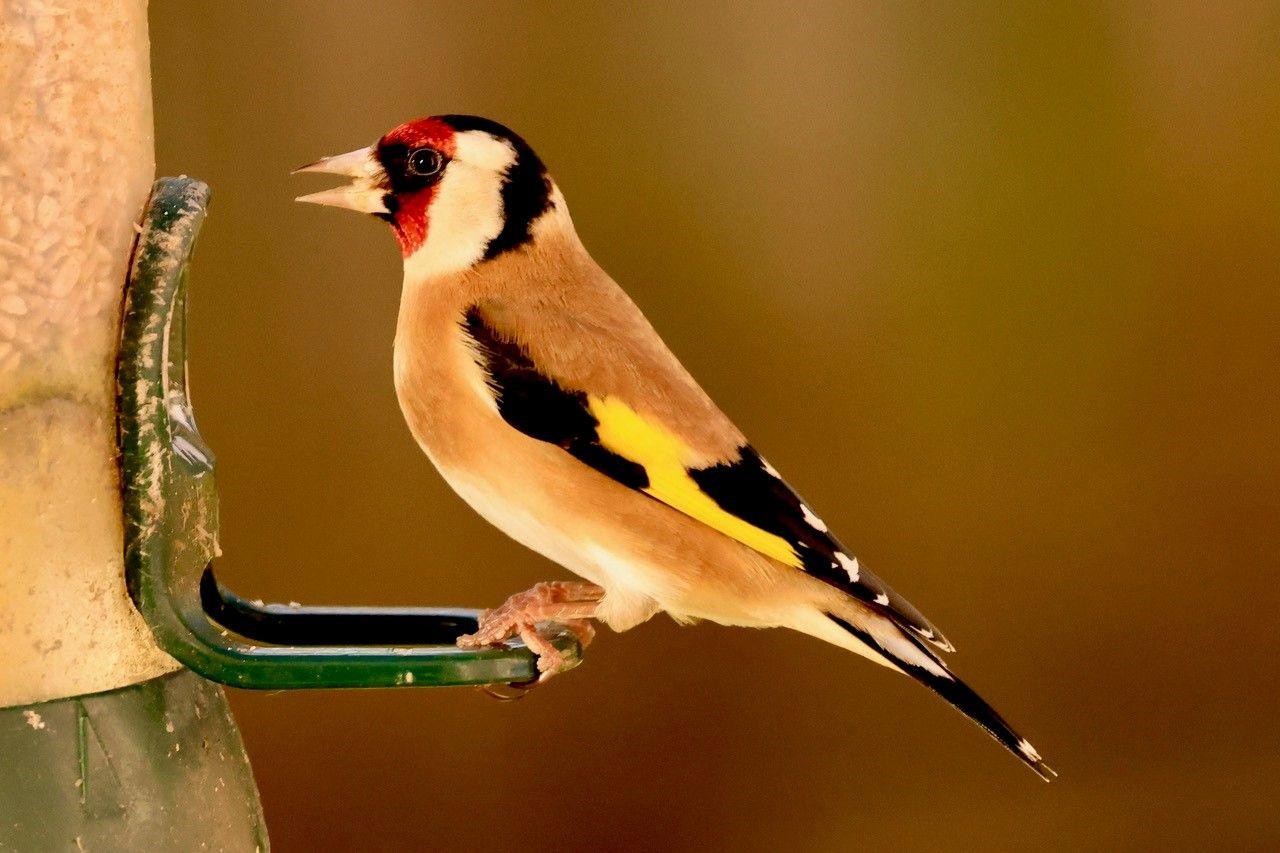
{"left": 150, "top": 3, "right": 1279, "bottom": 850}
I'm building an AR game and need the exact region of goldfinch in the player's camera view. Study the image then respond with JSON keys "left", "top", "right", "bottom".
{"left": 295, "top": 114, "right": 1053, "bottom": 780}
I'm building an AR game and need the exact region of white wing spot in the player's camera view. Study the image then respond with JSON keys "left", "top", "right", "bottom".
{"left": 761, "top": 457, "right": 781, "bottom": 478}
{"left": 1017, "top": 739, "right": 1042, "bottom": 761}
{"left": 874, "top": 593, "right": 890, "bottom": 606}
{"left": 800, "top": 503, "right": 828, "bottom": 533}
{"left": 835, "top": 552, "right": 860, "bottom": 582}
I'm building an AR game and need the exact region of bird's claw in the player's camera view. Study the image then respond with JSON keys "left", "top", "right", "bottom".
{"left": 457, "top": 581, "right": 603, "bottom": 692}
{"left": 459, "top": 617, "right": 572, "bottom": 681}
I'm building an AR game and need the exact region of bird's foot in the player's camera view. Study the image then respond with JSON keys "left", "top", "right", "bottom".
{"left": 458, "top": 581, "right": 603, "bottom": 683}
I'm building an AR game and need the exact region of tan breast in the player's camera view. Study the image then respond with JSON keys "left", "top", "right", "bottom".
{"left": 391, "top": 274, "right": 496, "bottom": 471}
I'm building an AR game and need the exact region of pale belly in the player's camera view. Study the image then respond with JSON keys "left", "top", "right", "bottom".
{"left": 438, "top": 465, "right": 667, "bottom": 631}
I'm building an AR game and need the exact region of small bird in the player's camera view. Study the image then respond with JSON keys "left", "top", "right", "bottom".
{"left": 296, "top": 114, "right": 1053, "bottom": 779}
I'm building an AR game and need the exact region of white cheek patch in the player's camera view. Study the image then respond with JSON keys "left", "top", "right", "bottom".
{"left": 454, "top": 131, "right": 518, "bottom": 172}
{"left": 402, "top": 131, "right": 518, "bottom": 281}
{"left": 402, "top": 163, "right": 503, "bottom": 280}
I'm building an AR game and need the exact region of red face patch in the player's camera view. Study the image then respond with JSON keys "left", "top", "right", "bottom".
{"left": 377, "top": 117, "right": 459, "bottom": 257}
{"left": 380, "top": 116, "right": 458, "bottom": 157}
{"left": 387, "top": 189, "right": 432, "bottom": 257}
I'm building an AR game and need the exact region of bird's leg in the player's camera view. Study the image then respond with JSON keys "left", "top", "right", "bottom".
{"left": 457, "top": 581, "right": 604, "bottom": 678}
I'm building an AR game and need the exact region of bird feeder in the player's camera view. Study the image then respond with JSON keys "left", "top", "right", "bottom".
{"left": 118, "top": 176, "right": 584, "bottom": 690}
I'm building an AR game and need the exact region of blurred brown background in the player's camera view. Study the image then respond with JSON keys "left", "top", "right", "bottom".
{"left": 149, "top": 2, "right": 1279, "bottom": 850}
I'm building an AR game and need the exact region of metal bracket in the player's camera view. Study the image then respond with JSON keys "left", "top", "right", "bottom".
{"left": 118, "top": 177, "right": 581, "bottom": 689}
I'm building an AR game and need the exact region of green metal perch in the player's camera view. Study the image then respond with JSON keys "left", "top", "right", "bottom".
{"left": 118, "top": 177, "right": 583, "bottom": 690}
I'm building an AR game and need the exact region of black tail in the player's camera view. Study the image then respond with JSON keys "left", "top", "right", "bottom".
{"left": 828, "top": 613, "right": 1056, "bottom": 781}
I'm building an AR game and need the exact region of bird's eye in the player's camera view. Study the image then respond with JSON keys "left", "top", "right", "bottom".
{"left": 406, "top": 148, "right": 444, "bottom": 178}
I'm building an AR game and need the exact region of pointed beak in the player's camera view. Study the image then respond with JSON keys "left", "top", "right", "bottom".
{"left": 293, "top": 145, "right": 390, "bottom": 214}
{"left": 293, "top": 146, "right": 381, "bottom": 178}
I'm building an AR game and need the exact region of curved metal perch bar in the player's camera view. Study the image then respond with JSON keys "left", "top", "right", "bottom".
{"left": 118, "top": 177, "right": 582, "bottom": 689}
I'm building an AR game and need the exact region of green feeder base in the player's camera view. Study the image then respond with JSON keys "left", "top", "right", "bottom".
{"left": 0, "top": 670, "right": 267, "bottom": 852}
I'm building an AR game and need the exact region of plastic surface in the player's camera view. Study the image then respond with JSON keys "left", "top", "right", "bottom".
{"left": 0, "top": 669, "right": 268, "bottom": 852}
{"left": 118, "top": 177, "right": 582, "bottom": 689}
{"left": 0, "top": 0, "right": 180, "bottom": 707}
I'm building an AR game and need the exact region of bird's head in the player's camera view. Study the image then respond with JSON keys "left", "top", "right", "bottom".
{"left": 295, "top": 114, "right": 558, "bottom": 277}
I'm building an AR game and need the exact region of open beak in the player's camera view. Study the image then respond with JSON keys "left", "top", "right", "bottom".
{"left": 293, "top": 146, "right": 390, "bottom": 214}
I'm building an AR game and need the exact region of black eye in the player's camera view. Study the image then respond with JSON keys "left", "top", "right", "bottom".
{"left": 406, "top": 148, "right": 444, "bottom": 177}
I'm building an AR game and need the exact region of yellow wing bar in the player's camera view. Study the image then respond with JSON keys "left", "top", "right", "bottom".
{"left": 588, "top": 396, "right": 803, "bottom": 568}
